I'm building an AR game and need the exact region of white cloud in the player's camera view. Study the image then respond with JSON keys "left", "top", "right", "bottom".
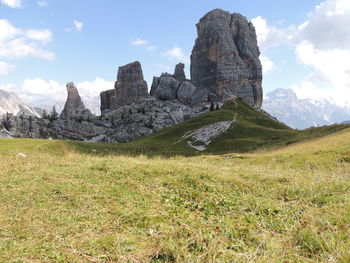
{"left": 147, "top": 46, "right": 157, "bottom": 51}
{"left": 0, "top": 0, "right": 21, "bottom": 8}
{"left": 132, "top": 38, "right": 148, "bottom": 46}
{"left": 260, "top": 55, "right": 274, "bottom": 74}
{"left": 2, "top": 78, "right": 113, "bottom": 107}
{"left": 17, "top": 79, "right": 65, "bottom": 106}
{"left": 253, "top": 0, "right": 350, "bottom": 106}
{"left": 0, "top": 20, "right": 21, "bottom": 41}
{"left": 296, "top": 0, "right": 350, "bottom": 50}
{"left": 37, "top": 0, "right": 48, "bottom": 7}
{"left": 0, "top": 19, "right": 55, "bottom": 61}
{"left": 0, "top": 38, "right": 55, "bottom": 60}
{"left": 0, "top": 83, "right": 16, "bottom": 92}
{"left": 0, "top": 61, "right": 15, "bottom": 75}
{"left": 163, "top": 45, "right": 190, "bottom": 63}
{"left": 251, "top": 16, "right": 292, "bottom": 52}
{"left": 76, "top": 78, "right": 114, "bottom": 98}
{"left": 74, "top": 20, "right": 84, "bottom": 32}
{"left": 24, "top": 29, "right": 52, "bottom": 44}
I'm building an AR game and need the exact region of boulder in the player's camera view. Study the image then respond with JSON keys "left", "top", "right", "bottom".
{"left": 151, "top": 73, "right": 181, "bottom": 101}
{"left": 190, "top": 9, "right": 263, "bottom": 108}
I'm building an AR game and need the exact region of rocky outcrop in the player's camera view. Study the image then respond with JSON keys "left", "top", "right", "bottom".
{"left": 150, "top": 64, "right": 208, "bottom": 107}
{"left": 60, "top": 82, "right": 93, "bottom": 120}
{"left": 101, "top": 98, "right": 204, "bottom": 142}
{"left": 1, "top": 98, "right": 206, "bottom": 143}
{"left": 100, "top": 89, "right": 115, "bottom": 112}
{"left": 177, "top": 81, "right": 208, "bottom": 107}
{"left": 190, "top": 9, "right": 263, "bottom": 108}
{"left": 114, "top": 61, "right": 149, "bottom": 107}
{"left": 173, "top": 63, "right": 186, "bottom": 81}
{"left": 150, "top": 73, "right": 181, "bottom": 101}
{"left": 187, "top": 120, "right": 234, "bottom": 151}
{"left": 100, "top": 61, "right": 148, "bottom": 112}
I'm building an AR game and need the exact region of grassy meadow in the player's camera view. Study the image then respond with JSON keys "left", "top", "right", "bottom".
{"left": 1, "top": 127, "right": 350, "bottom": 262}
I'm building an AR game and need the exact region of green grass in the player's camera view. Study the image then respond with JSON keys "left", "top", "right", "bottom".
{"left": 109, "top": 99, "right": 350, "bottom": 156}
{"left": 1, "top": 127, "right": 350, "bottom": 262}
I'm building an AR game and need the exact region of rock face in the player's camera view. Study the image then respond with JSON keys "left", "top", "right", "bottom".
{"left": 100, "top": 61, "right": 148, "bottom": 112}
{"left": 190, "top": 9, "right": 263, "bottom": 108}
{"left": 177, "top": 81, "right": 208, "bottom": 107}
{"left": 173, "top": 63, "right": 186, "bottom": 81}
{"left": 150, "top": 73, "right": 181, "bottom": 101}
{"left": 150, "top": 65, "right": 208, "bottom": 107}
{"left": 1, "top": 98, "right": 205, "bottom": 143}
{"left": 60, "top": 82, "right": 93, "bottom": 120}
{"left": 114, "top": 61, "right": 149, "bottom": 107}
{"left": 100, "top": 89, "right": 115, "bottom": 112}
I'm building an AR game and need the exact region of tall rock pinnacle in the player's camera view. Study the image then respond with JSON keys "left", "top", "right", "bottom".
{"left": 190, "top": 9, "right": 263, "bottom": 107}
{"left": 114, "top": 61, "right": 149, "bottom": 108}
{"left": 60, "top": 82, "right": 92, "bottom": 120}
{"left": 100, "top": 61, "right": 149, "bottom": 112}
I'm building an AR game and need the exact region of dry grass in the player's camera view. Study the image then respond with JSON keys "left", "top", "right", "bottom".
{"left": 0, "top": 129, "right": 350, "bottom": 262}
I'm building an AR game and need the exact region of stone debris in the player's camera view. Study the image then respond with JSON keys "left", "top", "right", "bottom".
{"left": 187, "top": 120, "right": 234, "bottom": 151}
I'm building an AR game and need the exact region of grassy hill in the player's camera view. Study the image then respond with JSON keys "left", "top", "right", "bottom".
{"left": 123, "top": 99, "right": 350, "bottom": 156}
{"left": 1, "top": 126, "right": 350, "bottom": 262}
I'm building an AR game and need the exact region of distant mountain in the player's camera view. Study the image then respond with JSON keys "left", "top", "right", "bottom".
{"left": 263, "top": 89, "right": 350, "bottom": 129}
{"left": 82, "top": 96, "right": 100, "bottom": 115}
{"left": 0, "top": 89, "right": 41, "bottom": 117}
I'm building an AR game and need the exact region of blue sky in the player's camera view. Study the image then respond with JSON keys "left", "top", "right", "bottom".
{"left": 1, "top": 0, "right": 350, "bottom": 108}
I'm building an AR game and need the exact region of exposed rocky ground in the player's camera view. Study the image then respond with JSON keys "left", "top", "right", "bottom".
{"left": 186, "top": 119, "right": 235, "bottom": 151}
{"left": 1, "top": 9, "right": 264, "bottom": 143}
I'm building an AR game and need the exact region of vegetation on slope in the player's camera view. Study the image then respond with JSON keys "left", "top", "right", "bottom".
{"left": 1, "top": 128, "right": 350, "bottom": 262}
{"left": 118, "top": 99, "right": 350, "bottom": 155}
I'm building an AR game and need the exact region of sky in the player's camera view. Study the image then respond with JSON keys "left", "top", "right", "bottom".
{"left": 0, "top": 0, "right": 350, "bottom": 108}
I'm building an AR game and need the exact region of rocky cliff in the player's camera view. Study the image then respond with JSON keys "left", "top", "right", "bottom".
{"left": 150, "top": 64, "right": 208, "bottom": 107}
{"left": 190, "top": 9, "right": 263, "bottom": 107}
{"left": 101, "top": 61, "right": 148, "bottom": 112}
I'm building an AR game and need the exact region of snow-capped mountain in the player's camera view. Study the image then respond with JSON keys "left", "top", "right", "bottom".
{"left": 263, "top": 89, "right": 350, "bottom": 129}
{"left": 0, "top": 89, "right": 42, "bottom": 117}
{"left": 82, "top": 96, "right": 100, "bottom": 115}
